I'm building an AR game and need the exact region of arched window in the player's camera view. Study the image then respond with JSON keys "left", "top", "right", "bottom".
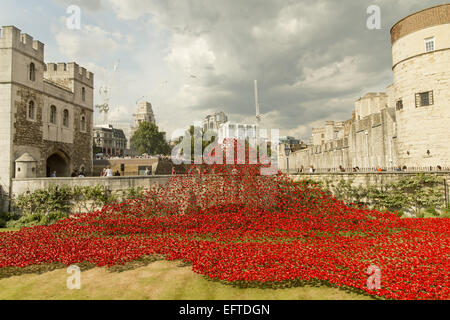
{"left": 50, "top": 105, "right": 57, "bottom": 124}
{"left": 81, "top": 115, "right": 86, "bottom": 131}
{"left": 28, "top": 100, "right": 35, "bottom": 120}
{"left": 82, "top": 87, "right": 86, "bottom": 101}
{"left": 29, "top": 63, "right": 35, "bottom": 81}
{"left": 63, "top": 109, "right": 69, "bottom": 127}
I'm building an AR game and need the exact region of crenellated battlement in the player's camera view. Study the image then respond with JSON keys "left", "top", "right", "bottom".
{"left": 0, "top": 26, "right": 44, "bottom": 61}
{"left": 45, "top": 62, "right": 94, "bottom": 87}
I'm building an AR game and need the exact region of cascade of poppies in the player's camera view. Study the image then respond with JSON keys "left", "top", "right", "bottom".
{"left": 0, "top": 158, "right": 449, "bottom": 300}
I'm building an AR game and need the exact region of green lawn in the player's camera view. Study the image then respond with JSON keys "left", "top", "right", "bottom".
{"left": 0, "top": 228, "right": 19, "bottom": 232}
{"left": 0, "top": 260, "right": 373, "bottom": 300}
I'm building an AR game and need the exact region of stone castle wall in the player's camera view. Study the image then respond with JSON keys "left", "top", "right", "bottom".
{"left": 10, "top": 175, "right": 171, "bottom": 198}
{"left": 9, "top": 172, "right": 450, "bottom": 214}
{"left": 391, "top": 12, "right": 450, "bottom": 167}
{"left": 280, "top": 107, "right": 397, "bottom": 171}
{"left": 289, "top": 171, "right": 450, "bottom": 188}
{"left": 0, "top": 26, "right": 94, "bottom": 210}
{"left": 280, "top": 5, "right": 450, "bottom": 172}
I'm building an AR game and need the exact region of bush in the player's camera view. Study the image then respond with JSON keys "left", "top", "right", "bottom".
{"left": 0, "top": 212, "right": 17, "bottom": 228}
{"left": 298, "top": 173, "right": 446, "bottom": 216}
{"left": 8, "top": 185, "right": 119, "bottom": 228}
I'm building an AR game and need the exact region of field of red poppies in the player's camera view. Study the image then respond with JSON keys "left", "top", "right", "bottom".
{"left": 0, "top": 164, "right": 449, "bottom": 300}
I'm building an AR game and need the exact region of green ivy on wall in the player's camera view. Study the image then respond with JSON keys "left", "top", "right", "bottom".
{"left": 297, "top": 173, "right": 447, "bottom": 217}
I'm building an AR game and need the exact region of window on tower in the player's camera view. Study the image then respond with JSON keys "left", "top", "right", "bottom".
{"left": 415, "top": 91, "right": 434, "bottom": 107}
{"left": 29, "top": 63, "right": 36, "bottom": 81}
{"left": 63, "top": 109, "right": 69, "bottom": 127}
{"left": 396, "top": 99, "right": 403, "bottom": 111}
{"left": 28, "top": 100, "right": 35, "bottom": 120}
{"left": 50, "top": 105, "right": 57, "bottom": 124}
{"left": 425, "top": 37, "right": 435, "bottom": 53}
{"left": 81, "top": 115, "right": 86, "bottom": 131}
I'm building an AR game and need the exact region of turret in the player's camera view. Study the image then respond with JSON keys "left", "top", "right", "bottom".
{"left": 0, "top": 26, "right": 44, "bottom": 61}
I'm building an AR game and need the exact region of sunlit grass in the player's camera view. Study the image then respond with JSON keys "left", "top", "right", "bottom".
{"left": 0, "top": 260, "right": 373, "bottom": 300}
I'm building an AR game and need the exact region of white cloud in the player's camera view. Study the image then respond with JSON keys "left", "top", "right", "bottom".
{"left": 53, "top": 0, "right": 104, "bottom": 11}
{"left": 165, "top": 36, "right": 216, "bottom": 74}
{"left": 49, "top": 0, "right": 447, "bottom": 140}
{"left": 55, "top": 24, "right": 122, "bottom": 60}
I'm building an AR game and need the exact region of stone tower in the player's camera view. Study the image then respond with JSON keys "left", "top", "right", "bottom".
{"left": 0, "top": 26, "right": 94, "bottom": 210}
{"left": 390, "top": 4, "right": 450, "bottom": 167}
{"left": 133, "top": 101, "right": 155, "bottom": 128}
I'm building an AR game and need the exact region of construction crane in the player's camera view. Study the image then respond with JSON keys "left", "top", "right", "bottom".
{"left": 95, "top": 60, "right": 120, "bottom": 125}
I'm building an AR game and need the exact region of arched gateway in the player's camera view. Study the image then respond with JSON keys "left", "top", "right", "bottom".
{"left": 46, "top": 150, "right": 70, "bottom": 177}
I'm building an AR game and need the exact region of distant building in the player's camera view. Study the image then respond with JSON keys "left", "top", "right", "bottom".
{"left": 218, "top": 122, "right": 258, "bottom": 143}
{"left": 202, "top": 112, "right": 228, "bottom": 132}
{"left": 108, "top": 121, "right": 133, "bottom": 149}
{"left": 133, "top": 101, "right": 155, "bottom": 129}
{"left": 93, "top": 125, "right": 127, "bottom": 157}
{"left": 130, "top": 100, "right": 157, "bottom": 144}
{"left": 280, "top": 136, "right": 301, "bottom": 146}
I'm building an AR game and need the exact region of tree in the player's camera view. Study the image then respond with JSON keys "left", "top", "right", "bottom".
{"left": 189, "top": 125, "right": 216, "bottom": 162}
{"left": 93, "top": 140, "right": 102, "bottom": 155}
{"left": 131, "top": 122, "right": 170, "bottom": 155}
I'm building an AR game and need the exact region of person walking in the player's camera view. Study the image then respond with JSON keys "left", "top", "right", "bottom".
{"left": 106, "top": 166, "right": 113, "bottom": 177}
{"left": 50, "top": 171, "right": 56, "bottom": 178}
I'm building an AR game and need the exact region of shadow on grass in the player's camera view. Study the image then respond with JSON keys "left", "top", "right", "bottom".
{"left": 205, "top": 277, "right": 383, "bottom": 300}
{"left": 0, "top": 255, "right": 380, "bottom": 300}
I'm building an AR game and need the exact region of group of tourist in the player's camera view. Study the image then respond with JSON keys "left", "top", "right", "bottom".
{"left": 297, "top": 166, "right": 316, "bottom": 173}
{"left": 70, "top": 168, "right": 87, "bottom": 178}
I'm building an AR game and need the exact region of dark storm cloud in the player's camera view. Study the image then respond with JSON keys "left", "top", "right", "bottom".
{"left": 162, "top": 0, "right": 445, "bottom": 138}
{"left": 53, "top": 0, "right": 448, "bottom": 138}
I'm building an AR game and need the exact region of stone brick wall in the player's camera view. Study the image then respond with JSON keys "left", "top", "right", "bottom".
{"left": 290, "top": 171, "right": 450, "bottom": 209}
{"left": 393, "top": 45, "right": 450, "bottom": 168}
{"left": 11, "top": 175, "right": 171, "bottom": 198}
{"left": 12, "top": 84, "right": 94, "bottom": 177}
{"left": 280, "top": 108, "right": 396, "bottom": 171}
{"left": 10, "top": 172, "right": 450, "bottom": 214}
{"left": 11, "top": 175, "right": 170, "bottom": 213}
{"left": 72, "top": 106, "right": 93, "bottom": 174}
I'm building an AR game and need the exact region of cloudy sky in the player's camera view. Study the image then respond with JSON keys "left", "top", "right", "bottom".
{"left": 0, "top": 0, "right": 447, "bottom": 140}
